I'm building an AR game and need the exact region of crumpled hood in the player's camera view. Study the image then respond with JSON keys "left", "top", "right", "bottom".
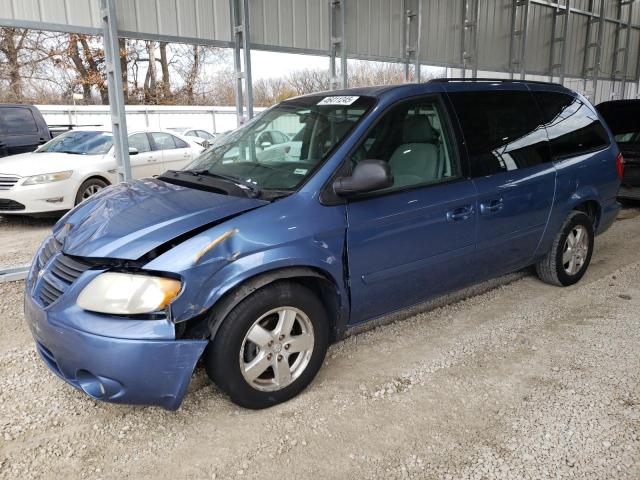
{"left": 55, "top": 177, "right": 268, "bottom": 260}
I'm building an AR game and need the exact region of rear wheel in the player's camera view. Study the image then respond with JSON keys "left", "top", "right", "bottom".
{"left": 205, "top": 281, "right": 329, "bottom": 409}
{"left": 535, "top": 211, "right": 594, "bottom": 286}
{"left": 75, "top": 178, "right": 108, "bottom": 206}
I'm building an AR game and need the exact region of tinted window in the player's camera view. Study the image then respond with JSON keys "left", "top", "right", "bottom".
{"left": 449, "top": 91, "right": 550, "bottom": 176}
{"left": 534, "top": 92, "right": 610, "bottom": 158}
{"left": 351, "top": 97, "right": 459, "bottom": 190}
{"left": 128, "top": 133, "right": 151, "bottom": 153}
{"left": 151, "top": 132, "right": 178, "bottom": 150}
{"left": 1, "top": 107, "right": 38, "bottom": 134}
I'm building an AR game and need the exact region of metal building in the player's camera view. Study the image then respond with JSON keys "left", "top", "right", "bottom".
{"left": 2, "top": 0, "right": 640, "bottom": 179}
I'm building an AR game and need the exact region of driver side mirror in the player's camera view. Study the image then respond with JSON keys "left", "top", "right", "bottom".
{"left": 128, "top": 147, "right": 139, "bottom": 156}
{"left": 333, "top": 159, "right": 393, "bottom": 196}
{"left": 260, "top": 141, "right": 272, "bottom": 149}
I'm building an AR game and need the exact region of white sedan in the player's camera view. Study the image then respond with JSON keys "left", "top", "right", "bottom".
{"left": 0, "top": 129, "right": 203, "bottom": 215}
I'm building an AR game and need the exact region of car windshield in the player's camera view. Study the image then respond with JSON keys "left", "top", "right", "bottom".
{"left": 184, "top": 95, "right": 375, "bottom": 191}
{"left": 38, "top": 131, "right": 113, "bottom": 155}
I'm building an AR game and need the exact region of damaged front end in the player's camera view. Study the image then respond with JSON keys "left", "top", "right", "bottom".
{"left": 25, "top": 176, "right": 347, "bottom": 410}
{"left": 24, "top": 178, "right": 270, "bottom": 410}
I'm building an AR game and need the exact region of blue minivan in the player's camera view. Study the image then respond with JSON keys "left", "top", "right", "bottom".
{"left": 25, "top": 80, "right": 622, "bottom": 410}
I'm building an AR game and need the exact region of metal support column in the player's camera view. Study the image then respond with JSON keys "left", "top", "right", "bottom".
{"left": 620, "top": 0, "right": 634, "bottom": 98}
{"left": 611, "top": 0, "right": 625, "bottom": 98}
{"left": 461, "top": 0, "right": 480, "bottom": 78}
{"left": 591, "top": 0, "right": 605, "bottom": 100}
{"left": 403, "top": 0, "right": 422, "bottom": 82}
{"left": 329, "top": 0, "right": 347, "bottom": 90}
{"left": 548, "top": 0, "right": 570, "bottom": 84}
{"left": 581, "top": 0, "right": 603, "bottom": 99}
{"left": 230, "top": 0, "right": 253, "bottom": 125}
{"left": 509, "top": 0, "right": 530, "bottom": 80}
{"left": 99, "top": 0, "right": 131, "bottom": 182}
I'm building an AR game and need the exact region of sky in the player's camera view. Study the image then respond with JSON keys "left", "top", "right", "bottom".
{"left": 241, "top": 50, "right": 446, "bottom": 80}
{"left": 248, "top": 51, "right": 329, "bottom": 79}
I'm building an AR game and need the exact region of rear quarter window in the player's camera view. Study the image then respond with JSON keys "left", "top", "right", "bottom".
{"left": 448, "top": 91, "right": 551, "bottom": 177}
{"left": 532, "top": 91, "right": 610, "bottom": 159}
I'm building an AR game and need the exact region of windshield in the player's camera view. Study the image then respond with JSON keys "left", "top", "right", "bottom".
{"left": 185, "top": 95, "right": 375, "bottom": 191}
{"left": 38, "top": 130, "right": 113, "bottom": 155}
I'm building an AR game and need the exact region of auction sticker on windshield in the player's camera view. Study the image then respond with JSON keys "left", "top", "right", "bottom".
{"left": 317, "top": 96, "right": 359, "bottom": 105}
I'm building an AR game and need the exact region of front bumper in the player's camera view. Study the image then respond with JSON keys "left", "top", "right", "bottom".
{"left": 24, "top": 286, "right": 207, "bottom": 411}
{"left": 0, "top": 179, "right": 77, "bottom": 214}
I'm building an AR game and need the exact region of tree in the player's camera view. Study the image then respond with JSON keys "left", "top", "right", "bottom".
{"left": 65, "top": 34, "right": 109, "bottom": 104}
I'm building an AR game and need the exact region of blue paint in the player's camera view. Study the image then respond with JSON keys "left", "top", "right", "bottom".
{"left": 25, "top": 80, "right": 621, "bottom": 409}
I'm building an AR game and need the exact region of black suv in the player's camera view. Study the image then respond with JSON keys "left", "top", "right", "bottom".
{"left": 597, "top": 100, "right": 640, "bottom": 201}
{"left": 0, "top": 104, "right": 51, "bottom": 157}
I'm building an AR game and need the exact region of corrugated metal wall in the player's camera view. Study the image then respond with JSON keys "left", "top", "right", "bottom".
{"left": 2, "top": 0, "right": 640, "bottom": 102}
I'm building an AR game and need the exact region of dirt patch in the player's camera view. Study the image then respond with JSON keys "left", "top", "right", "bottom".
{"left": 0, "top": 206, "right": 639, "bottom": 479}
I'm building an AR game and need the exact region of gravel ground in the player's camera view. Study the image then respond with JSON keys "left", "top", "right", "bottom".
{"left": 0, "top": 216, "right": 56, "bottom": 269}
{"left": 0, "top": 207, "right": 639, "bottom": 480}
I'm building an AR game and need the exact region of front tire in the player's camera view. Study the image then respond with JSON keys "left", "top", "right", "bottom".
{"left": 205, "top": 282, "right": 329, "bottom": 409}
{"left": 535, "top": 211, "right": 594, "bottom": 286}
{"left": 75, "top": 178, "right": 108, "bottom": 206}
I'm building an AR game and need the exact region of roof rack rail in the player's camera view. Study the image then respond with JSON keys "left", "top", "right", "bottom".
{"left": 429, "top": 77, "right": 563, "bottom": 86}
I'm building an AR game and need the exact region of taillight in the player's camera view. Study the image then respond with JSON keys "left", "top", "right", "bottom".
{"left": 615, "top": 152, "right": 625, "bottom": 180}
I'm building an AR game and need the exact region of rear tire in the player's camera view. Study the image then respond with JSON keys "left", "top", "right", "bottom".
{"left": 535, "top": 211, "right": 594, "bottom": 286}
{"left": 205, "top": 281, "right": 329, "bottom": 409}
{"left": 75, "top": 178, "right": 108, "bottom": 206}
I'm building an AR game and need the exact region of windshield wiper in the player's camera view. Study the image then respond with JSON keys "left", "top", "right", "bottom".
{"left": 187, "top": 169, "right": 262, "bottom": 198}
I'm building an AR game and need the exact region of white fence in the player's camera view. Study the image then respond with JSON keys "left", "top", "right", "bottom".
{"left": 36, "top": 105, "right": 268, "bottom": 135}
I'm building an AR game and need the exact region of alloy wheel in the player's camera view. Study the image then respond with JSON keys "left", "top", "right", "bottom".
{"left": 562, "top": 225, "right": 589, "bottom": 275}
{"left": 82, "top": 184, "right": 103, "bottom": 200}
{"left": 239, "top": 307, "right": 315, "bottom": 392}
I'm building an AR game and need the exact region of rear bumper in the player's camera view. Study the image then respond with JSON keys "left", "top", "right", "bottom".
{"left": 618, "top": 185, "right": 640, "bottom": 201}
{"left": 25, "top": 291, "right": 207, "bottom": 410}
{"left": 597, "top": 199, "right": 621, "bottom": 235}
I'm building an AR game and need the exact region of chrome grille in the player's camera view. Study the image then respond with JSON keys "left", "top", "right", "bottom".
{"left": 38, "top": 254, "right": 92, "bottom": 307}
{"left": 0, "top": 175, "right": 19, "bottom": 190}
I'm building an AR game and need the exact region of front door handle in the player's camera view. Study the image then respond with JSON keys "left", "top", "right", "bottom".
{"left": 480, "top": 198, "right": 504, "bottom": 215}
{"left": 446, "top": 205, "right": 474, "bottom": 222}
{"left": 146, "top": 157, "right": 158, "bottom": 163}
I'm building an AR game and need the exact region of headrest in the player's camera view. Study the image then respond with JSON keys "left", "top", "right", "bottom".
{"left": 402, "top": 115, "right": 436, "bottom": 143}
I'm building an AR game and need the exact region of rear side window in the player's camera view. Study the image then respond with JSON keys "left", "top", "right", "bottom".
{"left": 151, "top": 132, "right": 188, "bottom": 150}
{"left": 448, "top": 91, "right": 551, "bottom": 177}
{"left": 173, "top": 136, "right": 189, "bottom": 148}
{"left": 533, "top": 92, "right": 609, "bottom": 159}
{"left": 0, "top": 107, "right": 38, "bottom": 134}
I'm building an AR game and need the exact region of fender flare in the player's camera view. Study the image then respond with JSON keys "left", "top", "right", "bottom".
{"left": 205, "top": 266, "right": 342, "bottom": 341}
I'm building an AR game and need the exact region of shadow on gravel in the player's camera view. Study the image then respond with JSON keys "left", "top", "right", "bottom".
{"left": 0, "top": 215, "right": 59, "bottom": 229}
